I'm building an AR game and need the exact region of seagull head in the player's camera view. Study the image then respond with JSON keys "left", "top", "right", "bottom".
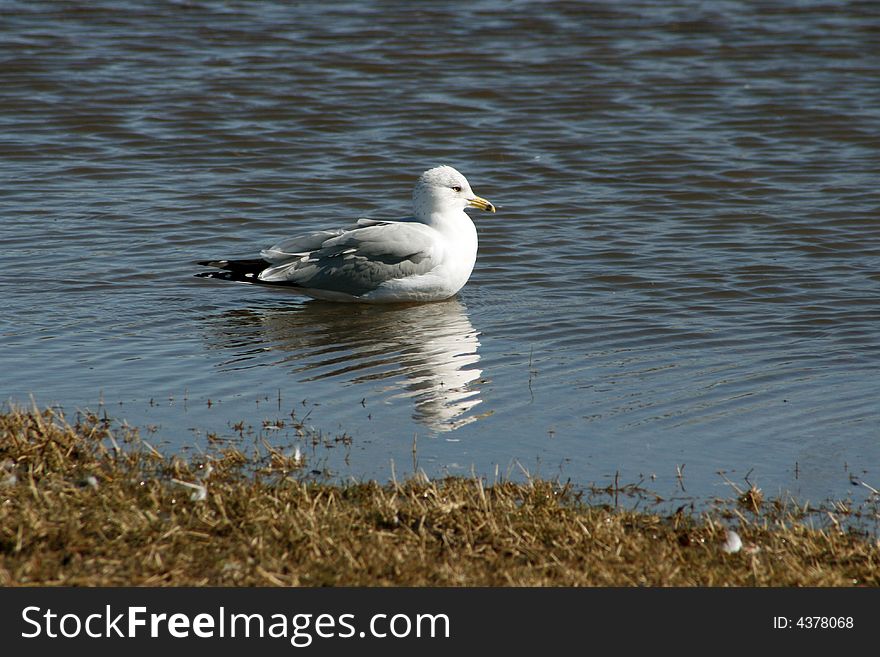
{"left": 412, "top": 165, "right": 495, "bottom": 222}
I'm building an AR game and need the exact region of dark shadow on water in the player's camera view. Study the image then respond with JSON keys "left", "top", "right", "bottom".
{"left": 200, "top": 298, "right": 486, "bottom": 432}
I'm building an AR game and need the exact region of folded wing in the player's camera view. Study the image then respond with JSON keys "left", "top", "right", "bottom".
{"left": 257, "top": 220, "right": 443, "bottom": 297}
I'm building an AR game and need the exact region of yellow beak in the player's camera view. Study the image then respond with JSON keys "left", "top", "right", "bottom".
{"left": 467, "top": 195, "right": 496, "bottom": 213}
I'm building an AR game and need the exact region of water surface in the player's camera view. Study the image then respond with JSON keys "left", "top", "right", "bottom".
{"left": 3, "top": 0, "right": 879, "bottom": 504}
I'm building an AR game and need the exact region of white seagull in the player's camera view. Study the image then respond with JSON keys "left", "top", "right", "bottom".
{"left": 197, "top": 166, "right": 495, "bottom": 303}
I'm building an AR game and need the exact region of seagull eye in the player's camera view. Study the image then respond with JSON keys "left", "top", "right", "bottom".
{"left": 452, "top": 185, "right": 462, "bottom": 192}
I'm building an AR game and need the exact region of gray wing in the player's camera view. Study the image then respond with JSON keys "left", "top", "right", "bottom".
{"left": 260, "top": 218, "right": 399, "bottom": 260}
{"left": 257, "top": 221, "right": 442, "bottom": 296}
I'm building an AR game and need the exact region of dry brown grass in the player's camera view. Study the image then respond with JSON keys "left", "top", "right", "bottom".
{"left": 1, "top": 406, "right": 878, "bottom": 586}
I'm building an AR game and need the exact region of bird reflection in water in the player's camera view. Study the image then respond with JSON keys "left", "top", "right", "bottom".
{"left": 204, "top": 298, "right": 485, "bottom": 431}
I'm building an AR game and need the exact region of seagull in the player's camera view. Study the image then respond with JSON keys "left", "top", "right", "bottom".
{"left": 196, "top": 166, "right": 495, "bottom": 303}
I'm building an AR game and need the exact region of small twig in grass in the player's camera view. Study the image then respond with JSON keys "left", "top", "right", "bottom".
{"left": 411, "top": 434, "right": 418, "bottom": 473}
{"left": 171, "top": 478, "right": 207, "bottom": 501}
{"left": 676, "top": 463, "right": 686, "bottom": 492}
{"left": 614, "top": 470, "right": 619, "bottom": 508}
{"left": 140, "top": 439, "right": 163, "bottom": 459}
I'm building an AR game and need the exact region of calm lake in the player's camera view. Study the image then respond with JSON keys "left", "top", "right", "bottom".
{"left": 3, "top": 0, "right": 878, "bottom": 505}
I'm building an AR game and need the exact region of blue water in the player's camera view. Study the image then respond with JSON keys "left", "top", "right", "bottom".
{"left": 3, "top": 0, "right": 879, "bottom": 505}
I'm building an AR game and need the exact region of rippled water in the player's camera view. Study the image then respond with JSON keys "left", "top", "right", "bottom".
{"left": 3, "top": 0, "right": 879, "bottom": 503}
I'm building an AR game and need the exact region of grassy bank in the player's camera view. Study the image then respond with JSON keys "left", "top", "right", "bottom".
{"left": 1, "top": 406, "right": 877, "bottom": 586}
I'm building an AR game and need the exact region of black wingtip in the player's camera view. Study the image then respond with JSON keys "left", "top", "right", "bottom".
{"left": 195, "top": 271, "right": 236, "bottom": 281}
{"left": 195, "top": 258, "right": 275, "bottom": 285}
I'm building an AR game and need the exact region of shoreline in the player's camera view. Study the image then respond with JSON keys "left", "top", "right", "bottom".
{"left": 1, "top": 406, "right": 878, "bottom": 586}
